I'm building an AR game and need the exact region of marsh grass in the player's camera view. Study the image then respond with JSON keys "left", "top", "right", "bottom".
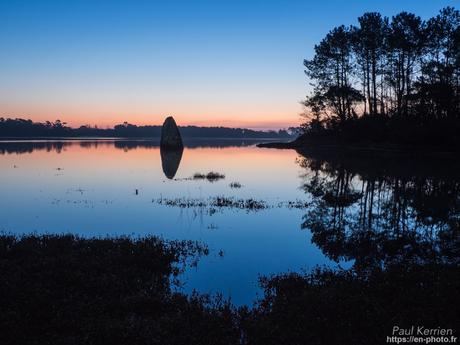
{"left": 0, "top": 234, "right": 457, "bottom": 345}
{"left": 0, "top": 234, "right": 242, "bottom": 345}
{"left": 192, "top": 171, "right": 226, "bottom": 182}
{"left": 157, "top": 196, "right": 311, "bottom": 211}
{"left": 157, "top": 196, "right": 268, "bottom": 211}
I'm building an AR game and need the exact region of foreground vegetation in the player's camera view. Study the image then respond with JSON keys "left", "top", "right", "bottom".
{"left": 1, "top": 234, "right": 458, "bottom": 345}
{"left": 299, "top": 7, "right": 460, "bottom": 149}
{"left": 0, "top": 235, "right": 239, "bottom": 345}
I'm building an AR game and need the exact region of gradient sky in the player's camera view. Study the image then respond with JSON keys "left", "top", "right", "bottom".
{"left": 0, "top": 0, "right": 458, "bottom": 129}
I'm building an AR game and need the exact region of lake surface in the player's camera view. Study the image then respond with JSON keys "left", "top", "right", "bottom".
{"left": 0, "top": 139, "right": 457, "bottom": 305}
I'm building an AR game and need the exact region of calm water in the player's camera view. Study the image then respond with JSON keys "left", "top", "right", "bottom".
{"left": 0, "top": 139, "right": 458, "bottom": 305}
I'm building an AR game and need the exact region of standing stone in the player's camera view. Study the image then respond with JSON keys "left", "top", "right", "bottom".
{"left": 160, "top": 116, "right": 183, "bottom": 149}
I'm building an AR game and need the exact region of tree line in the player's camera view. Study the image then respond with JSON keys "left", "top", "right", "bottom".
{"left": 0, "top": 118, "right": 294, "bottom": 139}
{"left": 302, "top": 7, "right": 460, "bottom": 147}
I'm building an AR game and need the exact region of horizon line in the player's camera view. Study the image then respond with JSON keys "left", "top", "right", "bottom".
{"left": 0, "top": 116, "right": 299, "bottom": 132}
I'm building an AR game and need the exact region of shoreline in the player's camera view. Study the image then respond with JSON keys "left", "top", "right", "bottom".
{"left": 0, "top": 136, "right": 291, "bottom": 141}
{"left": 257, "top": 140, "right": 459, "bottom": 156}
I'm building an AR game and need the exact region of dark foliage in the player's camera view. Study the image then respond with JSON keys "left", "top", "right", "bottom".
{"left": 301, "top": 7, "right": 460, "bottom": 149}
{"left": 0, "top": 235, "right": 239, "bottom": 345}
{"left": 0, "top": 118, "right": 293, "bottom": 139}
{"left": 242, "top": 264, "right": 459, "bottom": 345}
{"left": 1, "top": 233, "right": 458, "bottom": 345}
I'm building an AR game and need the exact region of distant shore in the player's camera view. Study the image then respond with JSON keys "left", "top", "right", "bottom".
{"left": 0, "top": 134, "right": 294, "bottom": 140}
{"left": 0, "top": 118, "right": 295, "bottom": 140}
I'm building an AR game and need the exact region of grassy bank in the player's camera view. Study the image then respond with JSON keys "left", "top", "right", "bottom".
{"left": 0, "top": 234, "right": 458, "bottom": 344}
{"left": 0, "top": 235, "right": 238, "bottom": 345}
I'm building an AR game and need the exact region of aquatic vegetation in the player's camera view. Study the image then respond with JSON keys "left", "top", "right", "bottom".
{"left": 212, "top": 196, "right": 267, "bottom": 210}
{"left": 157, "top": 197, "right": 208, "bottom": 208}
{"left": 157, "top": 196, "right": 268, "bottom": 212}
{"left": 156, "top": 196, "right": 313, "bottom": 212}
{"left": 207, "top": 171, "right": 225, "bottom": 181}
{"left": 192, "top": 171, "right": 226, "bottom": 182}
{"left": 193, "top": 172, "right": 206, "bottom": 179}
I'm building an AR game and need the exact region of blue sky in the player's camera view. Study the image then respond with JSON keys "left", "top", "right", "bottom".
{"left": 0, "top": 0, "right": 458, "bottom": 129}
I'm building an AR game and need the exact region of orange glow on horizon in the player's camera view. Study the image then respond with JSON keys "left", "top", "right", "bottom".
{"left": 0, "top": 99, "right": 303, "bottom": 130}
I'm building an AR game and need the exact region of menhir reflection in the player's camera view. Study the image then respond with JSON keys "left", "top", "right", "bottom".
{"left": 297, "top": 148, "right": 460, "bottom": 270}
{"left": 160, "top": 146, "right": 183, "bottom": 179}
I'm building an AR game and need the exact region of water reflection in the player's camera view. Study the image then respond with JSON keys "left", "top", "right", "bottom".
{"left": 160, "top": 146, "right": 183, "bottom": 179}
{"left": 0, "top": 139, "right": 458, "bottom": 305}
{"left": 0, "top": 138, "right": 275, "bottom": 155}
{"left": 296, "top": 148, "right": 459, "bottom": 270}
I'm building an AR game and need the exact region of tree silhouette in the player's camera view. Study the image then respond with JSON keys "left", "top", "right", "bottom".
{"left": 301, "top": 7, "right": 460, "bottom": 148}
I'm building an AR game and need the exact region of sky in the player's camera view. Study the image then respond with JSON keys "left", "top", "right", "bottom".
{"left": 0, "top": 0, "right": 458, "bottom": 130}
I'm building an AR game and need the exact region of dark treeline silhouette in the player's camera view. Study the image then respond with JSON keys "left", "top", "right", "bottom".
{"left": 299, "top": 7, "right": 460, "bottom": 148}
{"left": 0, "top": 118, "right": 294, "bottom": 139}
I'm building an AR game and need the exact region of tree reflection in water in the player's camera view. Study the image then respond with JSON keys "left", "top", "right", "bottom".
{"left": 297, "top": 148, "right": 459, "bottom": 270}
